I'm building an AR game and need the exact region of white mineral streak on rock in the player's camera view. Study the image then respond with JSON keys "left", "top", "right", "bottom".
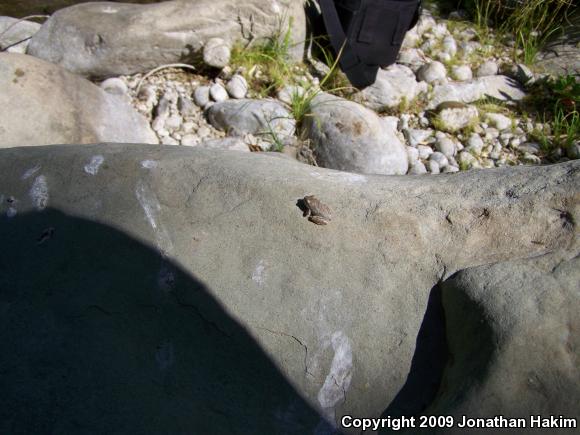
{"left": 21, "top": 164, "right": 41, "bottom": 180}
{"left": 135, "top": 180, "right": 173, "bottom": 258}
{"left": 252, "top": 260, "right": 267, "bottom": 286}
{"left": 29, "top": 175, "right": 48, "bottom": 210}
{"left": 84, "top": 155, "right": 105, "bottom": 175}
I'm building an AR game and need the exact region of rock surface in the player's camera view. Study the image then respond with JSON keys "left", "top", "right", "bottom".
{"left": 0, "top": 16, "right": 41, "bottom": 53}
{"left": 0, "top": 53, "right": 157, "bottom": 147}
{"left": 303, "top": 93, "right": 408, "bottom": 175}
{"left": 0, "top": 144, "right": 577, "bottom": 434}
{"left": 207, "top": 98, "right": 295, "bottom": 139}
{"left": 0, "top": 0, "right": 158, "bottom": 18}
{"left": 26, "top": 0, "right": 306, "bottom": 78}
{"left": 357, "top": 65, "right": 426, "bottom": 110}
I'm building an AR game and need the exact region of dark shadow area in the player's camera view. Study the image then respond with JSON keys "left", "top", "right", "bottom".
{"left": 380, "top": 273, "right": 497, "bottom": 434}
{"left": 379, "top": 283, "right": 449, "bottom": 432}
{"left": 0, "top": 209, "right": 322, "bottom": 434}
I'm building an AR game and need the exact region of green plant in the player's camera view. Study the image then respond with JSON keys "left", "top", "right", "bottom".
{"left": 230, "top": 16, "right": 297, "bottom": 96}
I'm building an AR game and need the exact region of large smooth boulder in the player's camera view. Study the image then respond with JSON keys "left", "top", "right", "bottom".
{"left": 303, "top": 93, "right": 408, "bottom": 175}
{"left": 0, "top": 0, "right": 159, "bottom": 18}
{"left": 26, "top": 0, "right": 306, "bottom": 78}
{"left": 0, "top": 53, "right": 157, "bottom": 147}
{"left": 0, "top": 144, "right": 577, "bottom": 433}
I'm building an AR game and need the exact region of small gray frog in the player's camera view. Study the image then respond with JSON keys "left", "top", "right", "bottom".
{"left": 302, "top": 195, "right": 332, "bottom": 225}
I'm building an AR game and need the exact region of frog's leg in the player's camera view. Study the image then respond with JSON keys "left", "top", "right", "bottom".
{"left": 308, "top": 215, "right": 328, "bottom": 225}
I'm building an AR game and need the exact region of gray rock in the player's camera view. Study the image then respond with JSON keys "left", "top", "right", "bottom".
{"left": 486, "top": 113, "right": 512, "bottom": 131}
{"left": 99, "top": 77, "right": 128, "bottom": 96}
{"left": 193, "top": 86, "right": 210, "bottom": 108}
{"left": 566, "top": 142, "right": 580, "bottom": 159}
{"left": 476, "top": 60, "right": 499, "bottom": 77}
{"left": 180, "top": 134, "right": 200, "bottom": 146}
{"left": 0, "top": 144, "right": 578, "bottom": 432}
{"left": 409, "top": 161, "right": 427, "bottom": 175}
{"left": 404, "top": 128, "right": 433, "bottom": 147}
{"left": 436, "top": 104, "right": 479, "bottom": 133}
{"left": 304, "top": 93, "right": 408, "bottom": 175}
{"left": 210, "top": 83, "right": 229, "bottom": 103}
{"left": 26, "top": 0, "right": 306, "bottom": 78}
{"left": 165, "top": 115, "right": 182, "bottom": 132}
{"left": 442, "top": 164, "right": 460, "bottom": 173}
{"left": 161, "top": 136, "right": 179, "bottom": 145}
{"left": 450, "top": 65, "right": 472, "bottom": 82}
{"left": 429, "top": 75, "right": 526, "bottom": 109}
{"left": 177, "top": 96, "right": 197, "bottom": 117}
{"left": 225, "top": 74, "right": 248, "bottom": 99}
{"left": 203, "top": 37, "right": 230, "bottom": 69}
{"left": 207, "top": 99, "right": 294, "bottom": 139}
{"left": 0, "top": 53, "right": 157, "bottom": 147}
{"left": 417, "top": 61, "right": 447, "bottom": 83}
{"left": 428, "top": 252, "right": 580, "bottom": 428}
{"left": 357, "top": 65, "right": 426, "bottom": 110}
{"left": 0, "top": 0, "right": 160, "bottom": 17}
{"left": 429, "top": 151, "right": 449, "bottom": 168}
{"left": 396, "top": 48, "right": 427, "bottom": 72}
{"left": 0, "top": 16, "right": 40, "bottom": 54}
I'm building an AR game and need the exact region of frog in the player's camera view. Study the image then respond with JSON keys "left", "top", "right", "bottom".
{"left": 302, "top": 195, "right": 332, "bottom": 225}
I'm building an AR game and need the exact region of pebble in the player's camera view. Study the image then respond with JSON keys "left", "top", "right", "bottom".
{"left": 442, "top": 36, "right": 458, "bottom": 57}
{"left": 451, "top": 65, "right": 472, "bottom": 81}
{"left": 430, "top": 151, "right": 449, "bottom": 168}
{"left": 194, "top": 86, "right": 211, "bottom": 107}
{"left": 210, "top": 83, "right": 229, "bottom": 102}
{"left": 203, "top": 37, "right": 231, "bottom": 69}
{"left": 181, "top": 134, "right": 200, "bottom": 146}
{"left": 100, "top": 77, "right": 128, "bottom": 96}
{"left": 165, "top": 115, "right": 182, "bottom": 131}
{"left": 466, "top": 133, "right": 484, "bottom": 155}
{"left": 417, "top": 145, "right": 434, "bottom": 159}
{"left": 428, "top": 160, "right": 440, "bottom": 174}
{"left": 435, "top": 135, "right": 456, "bottom": 157}
{"left": 409, "top": 162, "right": 428, "bottom": 175}
{"left": 417, "top": 61, "right": 447, "bottom": 83}
{"left": 404, "top": 128, "right": 433, "bottom": 147}
{"left": 406, "top": 146, "right": 419, "bottom": 162}
{"left": 443, "top": 165, "right": 460, "bottom": 173}
{"left": 476, "top": 60, "right": 499, "bottom": 77}
{"left": 486, "top": 113, "right": 512, "bottom": 131}
{"left": 226, "top": 74, "right": 248, "bottom": 99}
{"left": 458, "top": 151, "right": 477, "bottom": 167}
{"left": 178, "top": 96, "right": 197, "bottom": 117}
{"left": 162, "top": 136, "right": 180, "bottom": 145}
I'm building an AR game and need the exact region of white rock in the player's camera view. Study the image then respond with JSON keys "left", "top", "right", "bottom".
{"left": 162, "top": 136, "right": 179, "bottom": 145}
{"left": 404, "top": 128, "right": 433, "bottom": 147}
{"left": 443, "top": 165, "right": 460, "bottom": 173}
{"left": 416, "top": 16, "right": 436, "bottom": 36}
{"left": 466, "top": 133, "right": 484, "bottom": 155}
{"left": 428, "top": 160, "right": 440, "bottom": 174}
{"left": 210, "top": 83, "right": 229, "bottom": 102}
{"left": 203, "top": 37, "right": 231, "bottom": 69}
{"left": 165, "top": 115, "right": 183, "bottom": 131}
{"left": 358, "top": 65, "right": 425, "bottom": 110}
{"left": 397, "top": 48, "right": 428, "bottom": 72}
{"left": 429, "top": 151, "right": 449, "bottom": 168}
{"left": 436, "top": 105, "right": 479, "bottom": 133}
{"left": 406, "top": 146, "right": 419, "bottom": 163}
{"left": 226, "top": 74, "right": 248, "bottom": 99}
{"left": 442, "top": 36, "right": 458, "bottom": 57}
{"left": 194, "top": 86, "right": 211, "bottom": 107}
{"left": 486, "top": 113, "right": 512, "bottom": 131}
{"left": 435, "top": 135, "right": 457, "bottom": 157}
{"left": 181, "top": 134, "right": 200, "bottom": 146}
{"left": 428, "top": 75, "right": 526, "bottom": 109}
{"left": 409, "top": 162, "right": 427, "bottom": 175}
{"left": 476, "top": 60, "right": 499, "bottom": 77}
{"left": 451, "top": 65, "right": 472, "bottom": 81}
{"left": 417, "top": 145, "right": 434, "bottom": 160}
{"left": 417, "top": 61, "right": 447, "bottom": 83}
